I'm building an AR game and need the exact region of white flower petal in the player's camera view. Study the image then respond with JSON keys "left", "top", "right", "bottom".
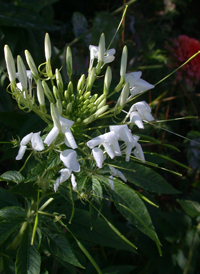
{"left": 87, "top": 135, "right": 104, "bottom": 148}
{"left": 31, "top": 132, "right": 44, "bottom": 151}
{"left": 54, "top": 168, "right": 72, "bottom": 192}
{"left": 59, "top": 115, "right": 74, "bottom": 128}
{"left": 102, "top": 143, "right": 115, "bottom": 159}
{"left": 64, "top": 129, "right": 77, "bottom": 149}
{"left": 125, "top": 71, "right": 142, "bottom": 86}
{"left": 103, "top": 131, "right": 117, "bottom": 145}
{"left": 92, "top": 147, "right": 104, "bottom": 168}
{"left": 129, "top": 111, "right": 144, "bottom": 129}
{"left": 133, "top": 143, "right": 145, "bottom": 162}
{"left": 20, "top": 132, "right": 33, "bottom": 146}
{"left": 44, "top": 127, "right": 59, "bottom": 146}
{"left": 16, "top": 145, "right": 27, "bottom": 160}
{"left": 60, "top": 149, "right": 80, "bottom": 172}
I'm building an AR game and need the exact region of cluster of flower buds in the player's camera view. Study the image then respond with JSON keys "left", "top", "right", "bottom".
{"left": 4, "top": 32, "right": 155, "bottom": 192}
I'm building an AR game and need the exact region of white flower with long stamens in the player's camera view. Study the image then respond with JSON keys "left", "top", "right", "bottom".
{"left": 128, "top": 101, "right": 154, "bottom": 129}
{"left": 87, "top": 131, "right": 121, "bottom": 160}
{"left": 44, "top": 104, "right": 77, "bottom": 148}
{"left": 92, "top": 147, "right": 106, "bottom": 168}
{"left": 109, "top": 166, "right": 127, "bottom": 182}
{"left": 125, "top": 71, "right": 154, "bottom": 98}
{"left": 60, "top": 149, "right": 80, "bottom": 172}
{"left": 16, "top": 132, "right": 44, "bottom": 160}
{"left": 89, "top": 45, "right": 116, "bottom": 69}
{"left": 109, "top": 125, "right": 145, "bottom": 162}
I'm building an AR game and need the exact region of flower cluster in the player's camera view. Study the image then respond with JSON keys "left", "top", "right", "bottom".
{"left": 4, "top": 33, "right": 154, "bottom": 193}
{"left": 168, "top": 35, "right": 200, "bottom": 86}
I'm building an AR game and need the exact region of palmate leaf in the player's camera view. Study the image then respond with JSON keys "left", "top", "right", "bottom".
{"left": 16, "top": 224, "right": 41, "bottom": 274}
{"left": 0, "top": 187, "right": 21, "bottom": 209}
{"left": 111, "top": 161, "right": 179, "bottom": 194}
{"left": 64, "top": 207, "right": 136, "bottom": 252}
{"left": 42, "top": 228, "right": 83, "bottom": 268}
{"left": 0, "top": 219, "right": 22, "bottom": 245}
{"left": 95, "top": 175, "right": 161, "bottom": 253}
{"left": 0, "top": 206, "right": 26, "bottom": 219}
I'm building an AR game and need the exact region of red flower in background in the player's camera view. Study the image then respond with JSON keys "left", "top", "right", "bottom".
{"left": 168, "top": 35, "right": 200, "bottom": 87}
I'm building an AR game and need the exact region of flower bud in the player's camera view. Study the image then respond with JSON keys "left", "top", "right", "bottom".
{"left": 17, "top": 55, "right": 27, "bottom": 90}
{"left": 4, "top": 45, "right": 16, "bottom": 83}
{"left": 83, "top": 116, "right": 94, "bottom": 124}
{"left": 37, "top": 79, "right": 45, "bottom": 106}
{"left": 42, "top": 81, "right": 55, "bottom": 103}
{"left": 84, "top": 91, "right": 91, "bottom": 100}
{"left": 50, "top": 103, "right": 61, "bottom": 131}
{"left": 44, "top": 33, "right": 51, "bottom": 61}
{"left": 56, "top": 99, "right": 62, "bottom": 115}
{"left": 87, "top": 67, "right": 96, "bottom": 91}
{"left": 97, "top": 98, "right": 106, "bottom": 109}
{"left": 98, "top": 33, "right": 105, "bottom": 63}
{"left": 56, "top": 69, "right": 63, "bottom": 92}
{"left": 120, "top": 46, "right": 128, "bottom": 77}
{"left": 68, "top": 81, "right": 73, "bottom": 96}
{"left": 119, "top": 82, "right": 129, "bottom": 107}
{"left": 94, "top": 94, "right": 105, "bottom": 105}
{"left": 89, "top": 94, "right": 98, "bottom": 103}
{"left": 94, "top": 105, "right": 109, "bottom": 118}
{"left": 104, "top": 66, "right": 112, "bottom": 95}
{"left": 77, "top": 74, "right": 85, "bottom": 93}
{"left": 53, "top": 86, "right": 61, "bottom": 100}
{"left": 25, "top": 50, "right": 38, "bottom": 78}
{"left": 66, "top": 102, "right": 73, "bottom": 114}
{"left": 66, "top": 46, "right": 72, "bottom": 78}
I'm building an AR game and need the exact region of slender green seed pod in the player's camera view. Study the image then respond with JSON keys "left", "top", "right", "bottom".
{"left": 42, "top": 81, "right": 55, "bottom": 103}
{"left": 94, "top": 94, "right": 105, "bottom": 105}
{"left": 53, "top": 86, "right": 61, "bottom": 100}
{"left": 120, "top": 46, "right": 128, "bottom": 77}
{"left": 37, "top": 79, "right": 45, "bottom": 106}
{"left": 56, "top": 69, "right": 63, "bottom": 92}
{"left": 4, "top": 45, "right": 16, "bottom": 83}
{"left": 25, "top": 50, "right": 38, "bottom": 78}
{"left": 17, "top": 56, "right": 27, "bottom": 90}
{"left": 66, "top": 46, "right": 72, "bottom": 78}
{"left": 50, "top": 103, "right": 61, "bottom": 131}
{"left": 56, "top": 99, "right": 62, "bottom": 115}
{"left": 97, "top": 98, "right": 106, "bottom": 109}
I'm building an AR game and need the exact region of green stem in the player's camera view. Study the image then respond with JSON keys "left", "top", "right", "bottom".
{"left": 183, "top": 229, "right": 196, "bottom": 274}
{"left": 19, "top": 151, "right": 33, "bottom": 173}
{"left": 39, "top": 197, "right": 54, "bottom": 211}
{"left": 31, "top": 190, "right": 39, "bottom": 245}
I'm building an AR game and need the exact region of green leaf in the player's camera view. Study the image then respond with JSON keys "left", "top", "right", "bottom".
{"left": 177, "top": 199, "right": 200, "bottom": 218}
{"left": 0, "top": 188, "right": 21, "bottom": 209}
{"left": 72, "top": 12, "right": 91, "bottom": 46}
{"left": 91, "top": 11, "right": 120, "bottom": 47}
{"left": 0, "top": 219, "right": 22, "bottom": 245}
{"left": 0, "top": 206, "right": 26, "bottom": 219}
{"left": 16, "top": 225, "right": 41, "bottom": 274}
{"left": 112, "top": 161, "right": 179, "bottom": 194}
{"left": 0, "top": 2, "right": 58, "bottom": 31}
{"left": 96, "top": 175, "right": 161, "bottom": 249}
{"left": 65, "top": 208, "right": 136, "bottom": 252}
{"left": 0, "top": 171, "right": 25, "bottom": 184}
{"left": 92, "top": 177, "right": 102, "bottom": 204}
{"left": 42, "top": 228, "right": 83, "bottom": 268}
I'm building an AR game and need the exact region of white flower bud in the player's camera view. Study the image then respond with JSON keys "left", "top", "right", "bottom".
{"left": 66, "top": 46, "right": 72, "bottom": 78}
{"left": 44, "top": 33, "right": 51, "bottom": 61}
{"left": 120, "top": 46, "right": 128, "bottom": 77}
{"left": 37, "top": 79, "right": 45, "bottom": 106}
{"left": 4, "top": 45, "right": 16, "bottom": 83}
{"left": 17, "top": 55, "right": 27, "bottom": 90}
{"left": 98, "top": 33, "right": 105, "bottom": 62}
{"left": 25, "top": 50, "right": 38, "bottom": 78}
{"left": 104, "top": 66, "right": 112, "bottom": 95}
